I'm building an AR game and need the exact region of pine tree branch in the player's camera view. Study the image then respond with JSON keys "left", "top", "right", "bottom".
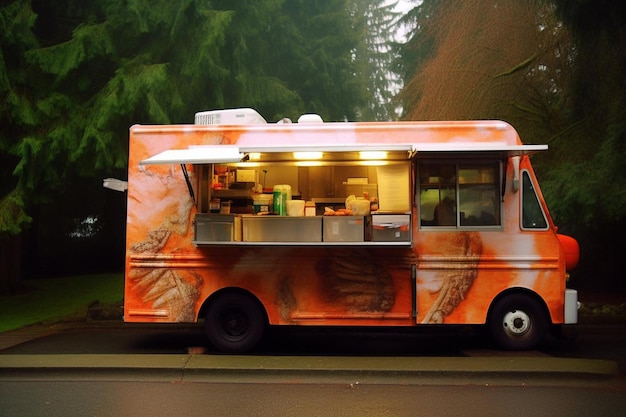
{"left": 494, "top": 53, "right": 538, "bottom": 78}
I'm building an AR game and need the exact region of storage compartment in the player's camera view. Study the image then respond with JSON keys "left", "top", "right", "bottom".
{"left": 242, "top": 216, "right": 322, "bottom": 242}
{"left": 323, "top": 216, "right": 368, "bottom": 242}
{"left": 194, "top": 214, "right": 239, "bottom": 242}
{"left": 372, "top": 214, "right": 411, "bottom": 242}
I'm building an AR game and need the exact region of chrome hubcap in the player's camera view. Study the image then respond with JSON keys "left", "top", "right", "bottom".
{"left": 502, "top": 309, "right": 531, "bottom": 336}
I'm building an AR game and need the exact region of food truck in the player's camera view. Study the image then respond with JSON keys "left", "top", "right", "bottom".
{"left": 105, "top": 108, "right": 580, "bottom": 352}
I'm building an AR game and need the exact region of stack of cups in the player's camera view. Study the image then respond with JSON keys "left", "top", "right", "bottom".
{"left": 273, "top": 184, "right": 292, "bottom": 216}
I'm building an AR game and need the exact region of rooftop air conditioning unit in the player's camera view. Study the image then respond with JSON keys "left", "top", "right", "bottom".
{"left": 194, "top": 108, "right": 267, "bottom": 125}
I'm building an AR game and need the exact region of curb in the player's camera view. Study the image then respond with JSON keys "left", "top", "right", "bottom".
{"left": 0, "top": 354, "right": 618, "bottom": 385}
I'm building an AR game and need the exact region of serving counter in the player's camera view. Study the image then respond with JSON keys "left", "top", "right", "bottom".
{"left": 192, "top": 213, "right": 411, "bottom": 246}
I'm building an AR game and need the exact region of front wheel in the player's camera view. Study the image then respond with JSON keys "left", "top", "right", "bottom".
{"left": 205, "top": 292, "right": 265, "bottom": 353}
{"left": 488, "top": 294, "right": 548, "bottom": 350}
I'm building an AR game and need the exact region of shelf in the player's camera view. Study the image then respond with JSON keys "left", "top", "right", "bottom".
{"left": 192, "top": 240, "right": 412, "bottom": 247}
{"left": 211, "top": 189, "right": 253, "bottom": 199}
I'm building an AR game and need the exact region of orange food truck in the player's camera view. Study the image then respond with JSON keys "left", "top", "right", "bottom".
{"left": 104, "top": 108, "right": 580, "bottom": 352}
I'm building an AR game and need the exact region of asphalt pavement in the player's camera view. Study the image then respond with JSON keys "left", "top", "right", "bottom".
{"left": 0, "top": 320, "right": 620, "bottom": 385}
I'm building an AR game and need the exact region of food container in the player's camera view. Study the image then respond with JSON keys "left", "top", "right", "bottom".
{"left": 371, "top": 214, "right": 410, "bottom": 242}
{"left": 194, "top": 214, "right": 237, "bottom": 242}
{"left": 242, "top": 216, "right": 322, "bottom": 242}
{"left": 349, "top": 198, "right": 371, "bottom": 216}
{"left": 305, "top": 201, "right": 316, "bottom": 217}
{"left": 323, "top": 216, "right": 366, "bottom": 242}
{"left": 252, "top": 194, "right": 273, "bottom": 214}
{"left": 287, "top": 200, "right": 305, "bottom": 216}
{"left": 273, "top": 184, "right": 292, "bottom": 216}
{"left": 220, "top": 200, "right": 232, "bottom": 214}
{"left": 209, "top": 198, "right": 220, "bottom": 213}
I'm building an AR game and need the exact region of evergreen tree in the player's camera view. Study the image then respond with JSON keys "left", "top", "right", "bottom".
{"left": 395, "top": 0, "right": 626, "bottom": 290}
{"left": 543, "top": 0, "right": 626, "bottom": 225}
{"left": 349, "top": 0, "right": 402, "bottom": 121}
{"left": 210, "top": 0, "right": 367, "bottom": 121}
{"left": 542, "top": 0, "right": 626, "bottom": 291}
{"left": 398, "top": 0, "right": 572, "bottom": 133}
{"left": 0, "top": 0, "right": 379, "bottom": 292}
{"left": 393, "top": 0, "right": 440, "bottom": 117}
{"left": 1, "top": 0, "right": 40, "bottom": 292}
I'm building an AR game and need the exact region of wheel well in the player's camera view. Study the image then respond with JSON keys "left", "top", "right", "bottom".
{"left": 487, "top": 288, "right": 552, "bottom": 325}
{"left": 198, "top": 287, "right": 268, "bottom": 324}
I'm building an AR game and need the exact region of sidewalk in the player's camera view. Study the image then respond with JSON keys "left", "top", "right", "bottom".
{"left": 0, "top": 351, "right": 619, "bottom": 385}
{"left": 0, "top": 325, "right": 59, "bottom": 352}
{"left": 0, "top": 320, "right": 620, "bottom": 385}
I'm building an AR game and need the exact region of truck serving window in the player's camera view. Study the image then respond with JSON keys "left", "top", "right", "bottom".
{"left": 419, "top": 162, "right": 501, "bottom": 228}
{"left": 521, "top": 170, "right": 548, "bottom": 229}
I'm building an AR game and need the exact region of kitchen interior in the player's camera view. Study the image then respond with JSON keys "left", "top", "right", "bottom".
{"left": 193, "top": 150, "right": 412, "bottom": 245}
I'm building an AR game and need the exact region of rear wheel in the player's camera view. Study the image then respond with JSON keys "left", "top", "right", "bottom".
{"left": 488, "top": 293, "right": 548, "bottom": 350}
{"left": 205, "top": 293, "right": 265, "bottom": 353}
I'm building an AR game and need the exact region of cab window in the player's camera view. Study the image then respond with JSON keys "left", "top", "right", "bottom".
{"left": 521, "top": 170, "right": 548, "bottom": 229}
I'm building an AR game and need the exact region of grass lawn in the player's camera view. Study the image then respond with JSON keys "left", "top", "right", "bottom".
{"left": 0, "top": 273, "right": 123, "bottom": 333}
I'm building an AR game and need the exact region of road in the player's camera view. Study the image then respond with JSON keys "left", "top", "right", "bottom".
{"left": 1, "top": 322, "right": 624, "bottom": 416}
{"left": 2, "top": 322, "right": 625, "bottom": 372}
{"left": 2, "top": 379, "right": 625, "bottom": 417}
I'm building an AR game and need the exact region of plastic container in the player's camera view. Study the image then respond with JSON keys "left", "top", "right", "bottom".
{"left": 287, "top": 200, "right": 305, "bottom": 216}
{"left": 349, "top": 198, "right": 371, "bottom": 216}
{"left": 273, "top": 185, "right": 292, "bottom": 216}
{"left": 252, "top": 194, "right": 273, "bottom": 214}
{"left": 220, "top": 200, "right": 231, "bottom": 214}
{"left": 305, "top": 201, "right": 316, "bottom": 217}
{"left": 209, "top": 198, "right": 221, "bottom": 213}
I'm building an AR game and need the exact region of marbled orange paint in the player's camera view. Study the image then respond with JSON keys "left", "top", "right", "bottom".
{"left": 122, "top": 120, "right": 572, "bottom": 327}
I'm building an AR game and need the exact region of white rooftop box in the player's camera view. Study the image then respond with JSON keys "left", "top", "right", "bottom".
{"left": 195, "top": 108, "right": 267, "bottom": 125}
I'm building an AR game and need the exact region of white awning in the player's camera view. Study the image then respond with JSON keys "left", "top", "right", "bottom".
{"left": 412, "top": 143, "right": 547, "bottom": 156}
{"left": 140, "top": 143, "right": 547, "bottom": 165}
{"left": 140, "top": 146, "right": 244, "bottom": 165}
{"left": 239, "top": 144, "right": 415, "bottom": 153}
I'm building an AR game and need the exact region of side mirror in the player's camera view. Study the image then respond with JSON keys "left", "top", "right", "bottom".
{"left": 103, "top": 178, "right": 128, "bottom": 192}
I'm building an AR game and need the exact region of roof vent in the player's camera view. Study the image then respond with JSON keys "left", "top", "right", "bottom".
{"left": 297, "top": 114, "right": 323, "bottom": 123}
{"left": 194, "top": 108, "right": 267, "bottom": 125}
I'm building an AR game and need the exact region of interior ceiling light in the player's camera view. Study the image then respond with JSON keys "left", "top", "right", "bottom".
{"left": 293, "top": 151, "right": 323, "bottom": 160}
{"left": 359, "top": 151, "right": 387, "bottom": 160}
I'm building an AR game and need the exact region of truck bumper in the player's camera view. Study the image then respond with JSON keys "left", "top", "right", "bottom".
{"left": 564, "top": 288, "right": 579, "bottom": 324}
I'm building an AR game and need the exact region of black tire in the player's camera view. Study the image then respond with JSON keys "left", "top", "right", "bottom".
{"left": 488, "top": 293, "right": 548, "bottom": 350}
{"left": 205, "top": 292, "right": 265, "bottom": 353}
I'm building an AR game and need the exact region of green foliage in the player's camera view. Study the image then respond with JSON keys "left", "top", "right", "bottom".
{"left": 0, "top": 273, "right": 122, "bottom": 332}
{"left": 398, "top": 0, "right": 572, "bottom": 133}
{"left": 349, "top": 0, "right": 402, "bottom": 121}
{"left": 0, "top": 0, "right": 401, "bottom": 294}
{"left": 26, "top": 22, "right": 114, "bottom": 78}
{"left": 397, "top": 0, "right": 626, "bottom": 288}
{"left": 212, "top": 0, "right": 370, "bottom": 121}
{"left": 541, "top": 0, "right": 626, "bottom": 225}
{"left": 0, "top": 189, "right": 31, "bottom": 235}
{"left": 1, "top": 0, "right": 392, "bottom": 248}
